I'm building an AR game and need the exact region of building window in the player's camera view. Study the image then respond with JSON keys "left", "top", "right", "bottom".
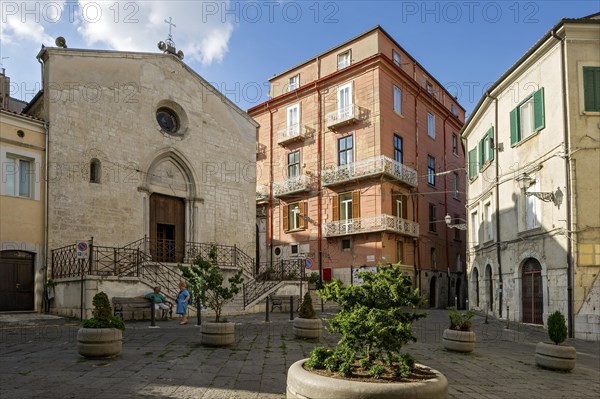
{"left": 451, "top": 104, "right": 457, "bottom": 116}
{"left": 453, "top": 173, "right": 459, "bottom": 199}
{"left": 393, "top": 85, "right": 402, "bottom": 114}
{"left": 289, "top": 74, "right": 300, "bottom": 91}
{"left": 484, "top": 201, "right": 493, "bottom": 242}
{"left": 284, "top": 202, "right": 306, "bottom": 232}
{"left": 454, "top": 214, "right": 461, "bottom": 241}
{"left": 393, "top": 193, "right": 406, "bottom": 219}
{"left": 468, "top": 147, "right": 478, "bottom": 180}
{"left": 471, "top": 211, "right": 479, "bottom": 246}
{"left": 393, "top": 134, "right": 403, "bottom": 164}
{"left": 452, "top": 134, "right": 458, "bottom": 155}
{"left": 335, "top": 191, "right": 359, "bottom": 234}
{"left": 427, "top": 155, "right": 436, "bottom": 186}
{"left": 337, "top": 82, "right": 353, "bottom": 117}
{"left": 287, "top": 150, "right": 300, "bottom": 178}
{"left": 338, "top": 50, "right": 351, "bottom": 70}
{"left": 426, "top": 81, "right": 434, "bottom": 94}
{"left": 287, "top": 104, "right": 300, "bottom": 135}
{"left": 429, "top": 203, "right": 437, "bottom": 232}
{"left": 479, "top": 128, "right": 494, "bottom": 169}
{"left": 4, "top": 156, "right": 33, "bottom": 198}
{"left": 90, "top": 158, "right": 101, "bottom": 183}
{"left": 427, "top": 112, "right": 435, "bottom": 138}
{"left": 338, "top": 135, "right": 353, "bottom": 166}
{"left": 392, "top": 50, "right": 401, "bottom": 66}
{"left": 510, "top": 88, "right": 545, "bottom": 145}
{"left": 396, "top": 240, "right": 404, "bottom": 263}
{"left": 430, "top": 248, "right": 437, "bottom": 269}
{"left": 524, "top": 178, "right": 540, "bottom": 230}
{"left": 341, "top": 239, "right": 351, "bottom": 252}
{"left": 583, "top": 66, "right": 600, "bottom": 112}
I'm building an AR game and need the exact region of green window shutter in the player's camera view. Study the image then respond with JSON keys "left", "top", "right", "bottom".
{"left": 533, "top": 87, "right": 545, "bottom": 132}
{"left": 488, "top": 128, "right": 494, "bottom": 162}
{"left": 478, "top": 139, "right": 485, "bottom": 171}
{"left": 510, "top": 107, "right": 519, "bottom": 146}
{"left": 583, "top": 67, "right": 600, "bottom": 112}
{"left": 468, "top": 148, "right": 477, "bottom": 180}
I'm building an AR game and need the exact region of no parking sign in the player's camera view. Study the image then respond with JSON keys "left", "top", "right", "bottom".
{"left": 304, "top": 257, "right": 313, "bottom": 269}
{"left": 76, "top": 241, "right": 89, "bottom": 259}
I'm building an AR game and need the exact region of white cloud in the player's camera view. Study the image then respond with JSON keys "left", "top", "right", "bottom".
{"left": 0, "top": 10, "right": 54, "bottom": 46}
{"left": 75, "top": 1, "right": 235, "bottom": 65}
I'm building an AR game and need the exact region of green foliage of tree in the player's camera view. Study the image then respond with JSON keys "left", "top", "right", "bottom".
{"left": 179, "top": 246, "right": 243, "bottom": 323}
{"left": 297, "top": 292, "right": 316, "bottom": 319}
{"left": 310, "top": 264, "right": 426, "bottom": 378}
{"left": 547, "top": 311, "right": 568, "bottom": 345}
{"left": 447, "top": 306, "right": 475, "bottom": 331}
{"left": 81, "top": 291, "right": 125, "bottom": 330}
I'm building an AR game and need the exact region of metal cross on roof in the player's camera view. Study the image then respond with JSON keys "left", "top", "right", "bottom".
{"left": 164, "top": 17, "right": 176, "bottom": 41}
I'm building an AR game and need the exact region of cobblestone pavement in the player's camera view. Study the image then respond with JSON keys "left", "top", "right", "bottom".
{"left": 1, "top": 309, "right": 598, "bottom": 399}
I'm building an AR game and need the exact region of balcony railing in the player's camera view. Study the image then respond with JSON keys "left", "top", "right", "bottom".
{"left": 277, "top": 124, "right": 305, "bottom": 145}
{"left": 321, "top": 155, "right": 418, "bottom": 187}
{"left": 273, "top": 175, "right": 311, "bottom": 197}
{"left": 256, "top": 185, "right": 269, "bottom": 203}
{"left": 326, "top": 104, "right": 360, "bottom": 129}
{"left": 324, "top": 214, "right": 419, "bottom": 238}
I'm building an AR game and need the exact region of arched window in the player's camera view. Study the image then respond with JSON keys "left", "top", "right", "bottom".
{"left": 90, "top": 159, "right": 101, "bottom": 183}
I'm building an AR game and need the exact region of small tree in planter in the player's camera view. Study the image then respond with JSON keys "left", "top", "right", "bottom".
{"left": 535, "top": 311, "right": 576, "bottom": 371}
{"left": 179, "top": 246, "right": 243, "bottom": 346}
{"left": 287, "top": 264, "right": 449, "bottom": 399}
{"left": 443, "top": 307, "right": 476, "bottom": 352}
{"left": 293, "top": 291, "right": 322, "bottom": 339}
{"left": 78, "top": 291, "right": 125, "bottom": 358}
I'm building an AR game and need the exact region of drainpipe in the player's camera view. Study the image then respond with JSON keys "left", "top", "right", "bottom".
{"left": 317, "top": 83, "right": 323, "bottom": 284}
{"left": 414, "top": 88, "right": 422, "bottom": 293}
{"left": 551, "top": 29, "right": 573, "bottom": 337}
{"left": 443, "top": 114, "right": 451, "bottom": 306}
{"left": 268, "top": 108, "right": 274, "bottom": 265}
{"left": 485, "top": 91, "right": 502, "bottom": 318}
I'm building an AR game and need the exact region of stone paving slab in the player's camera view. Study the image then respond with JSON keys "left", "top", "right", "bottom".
{"left": 1, "top": 310, "right": 598, "bottom": 398}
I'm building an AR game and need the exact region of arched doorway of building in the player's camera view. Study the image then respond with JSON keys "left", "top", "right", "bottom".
{"left": 485, "top": 264, "right": 493, "bottom": 311}
{"left": 472, "top": 268, "right": 480, "bottom": 307}
{"left": 522, "top": 258, "right": 543, "bottom": 324}
{"left": 455, "top": 277, "right": 462, "bottom": 309}
{"left": 0, "top": 251, "right": 35, "bottom": 311}
{"left": 429, "top": 276, "right": 437, "bottom": 308}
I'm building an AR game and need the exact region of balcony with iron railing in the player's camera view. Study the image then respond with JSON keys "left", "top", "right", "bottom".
{"left": 256, "top": 185, "right": 269, "bottom": 203}
{"left": 273, "top": 174, "right": 311, "bottom": 198}
{"left": 321, "top": 155, "right": 418, "bottom": 188}
{"left": 326, "top": 104, "right": 361, "bottom": 129}
{"left": 277, "top": 123, "right": 306, "bottom": 145}
{"left": 324, "top": 214, "right": 419, "bottom": 238}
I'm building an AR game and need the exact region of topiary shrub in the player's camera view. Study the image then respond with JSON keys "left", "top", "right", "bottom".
{"left": 297, "top": 291, "right": 316, "bottom": 319}
{"left": 547, "top": 311, "right": 568, "bottom": 345}
{"left": 82, "top": 291, "right": 125, "bottom": 330}
{"left": 307, "top": 264, "right": 427, "bottom": 379}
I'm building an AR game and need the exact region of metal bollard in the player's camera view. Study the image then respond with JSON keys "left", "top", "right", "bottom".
{"left": 150, "top": 294, "right": 157, "bottom": 328}
{"left": 289, "top": 295, "right": 294, "bottom": 320}
{"left": 265, "top": 296, "right": 270, "bottom": 322}
{"left": 196, "top": 297, "right": 201, "bottom": 326}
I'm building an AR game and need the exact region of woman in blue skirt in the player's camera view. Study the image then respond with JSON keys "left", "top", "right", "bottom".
{"left": 176, "top": 281, "right": 190, "bottom": 325}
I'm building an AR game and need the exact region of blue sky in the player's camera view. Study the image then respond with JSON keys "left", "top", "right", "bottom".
{"left": 1, "top": 1, "right": 599, "bottom": 115}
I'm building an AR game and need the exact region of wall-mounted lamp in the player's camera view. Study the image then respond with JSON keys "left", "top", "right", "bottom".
{"left": 445, "top": 214, "right": 467, "bottom": 230}
{"left": 517, "top": 174, "right": 559, "bottom": 205}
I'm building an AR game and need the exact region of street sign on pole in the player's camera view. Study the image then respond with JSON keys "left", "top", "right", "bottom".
{"left": 305, "top": 258, "right": 313, "bottom": 269}
{"left": 76, "top": 241, "right": 89, "bottom": 259}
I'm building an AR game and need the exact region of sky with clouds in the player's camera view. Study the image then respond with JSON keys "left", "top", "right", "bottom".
{"left": 1, "top": 1, "right": 599, "bottom": 114}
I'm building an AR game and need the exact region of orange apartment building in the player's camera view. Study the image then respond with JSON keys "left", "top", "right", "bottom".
{"left": 248, "top": 26, "right": 466, "bottom": 308}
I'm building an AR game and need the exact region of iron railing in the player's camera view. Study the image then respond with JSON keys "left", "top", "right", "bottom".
{"left": 321, "top": 155, "right": 418, "bottom": 187}
{"left": 272, "top": 175, "right": 311, "bottom": 197}
{"left": 325, "top": 104, "right": 360, "bottom": 128}
{"left": 277, "top": 123, "right": 304, "bottom": 144}
{"left": 242, "top": 259, "right": 303, "bottom": 308}
{"left": 323, "top": 214, "right": 420, "bottom": 238}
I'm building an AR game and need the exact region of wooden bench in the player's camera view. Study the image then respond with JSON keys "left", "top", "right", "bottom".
{"left": 112, "top": 296, "right": 172, "bottom": 321}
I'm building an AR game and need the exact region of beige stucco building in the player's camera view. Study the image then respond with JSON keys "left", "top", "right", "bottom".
{"left": 21, "top": 43, "right": 257, "bottom": 317}
{"left": 462, "top": 13, "right": 600, "bottom": 340}
{"left": 0, "top": 108, "right": 47, "bottom": 312}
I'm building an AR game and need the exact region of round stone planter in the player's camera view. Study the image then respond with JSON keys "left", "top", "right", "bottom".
{"left": 442, "top": 329, "right": 476, "bottom": 353}
{"left": 77, "top": 328, "right": 122, "bottom": 358}
{"left": 201, "top": 321, "right": 235, "bottom": 346}
{"left": 308, "top": 283, "right": 317, "bottom": 290}
{"left": 293, "top": 317, "right": 322, "bottom": 339}
{"left": 535, "top": 341, "right": 576, "bottom": 371}
{"left": 287, "top": 359, "right": 448, "bottom": 399}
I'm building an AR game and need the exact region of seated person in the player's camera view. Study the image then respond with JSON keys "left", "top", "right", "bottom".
{"left": 145, "top": 286, "right": 172, "bottom": 319}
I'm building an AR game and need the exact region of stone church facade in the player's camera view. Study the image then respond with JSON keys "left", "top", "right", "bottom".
{"left": 24, "top": 46, "right": 257, "bottom": 314}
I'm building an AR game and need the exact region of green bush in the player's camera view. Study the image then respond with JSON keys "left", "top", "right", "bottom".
{"left": 305, "top": 346, "right": 331, "bottom": 369}
{"left": 359, "top": 358, "right": 371, "bottom": 370}
{"left": 547, "top": 311, "right": 567, "bottom": 344}
{"left": 448, "top": 306, "right": 474, "bottom": 331}
{"left": 308, "top": 264, "right": 426, "bottom": 379}
{"left": 368, "top": 365, "right": 386, "bottom": 379}
{"left": 297, "top": 292, "right": 316, "bottom": 319}
{"left": 81, "top": 291, "right": 125, "bottom": 330}
{"left": 179, "top": 246, "right": 243, "bottom": 323}
{"left": 307, "top": 273, "right": 320, "bottom": 284}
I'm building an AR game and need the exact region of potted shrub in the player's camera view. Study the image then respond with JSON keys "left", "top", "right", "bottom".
{"left": 535, "top": 311, "right": 576, "bottom": 371}
{"left": 293, "top": 292, "right": 322, "bottom": 339}
{"left": 443, "top": 307, "right": 476, "bottom": 353}
{"left": 307, "top": 272, "right": 320, "bottom": 290}
{"left": 77, "top": 291, "right": 125, "bottom": 358}
{"left": 287, "top": 264, "right": 448, "bottom": 399}
{"left": 179, "top": 246, "right": 243, "bottom": 346}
